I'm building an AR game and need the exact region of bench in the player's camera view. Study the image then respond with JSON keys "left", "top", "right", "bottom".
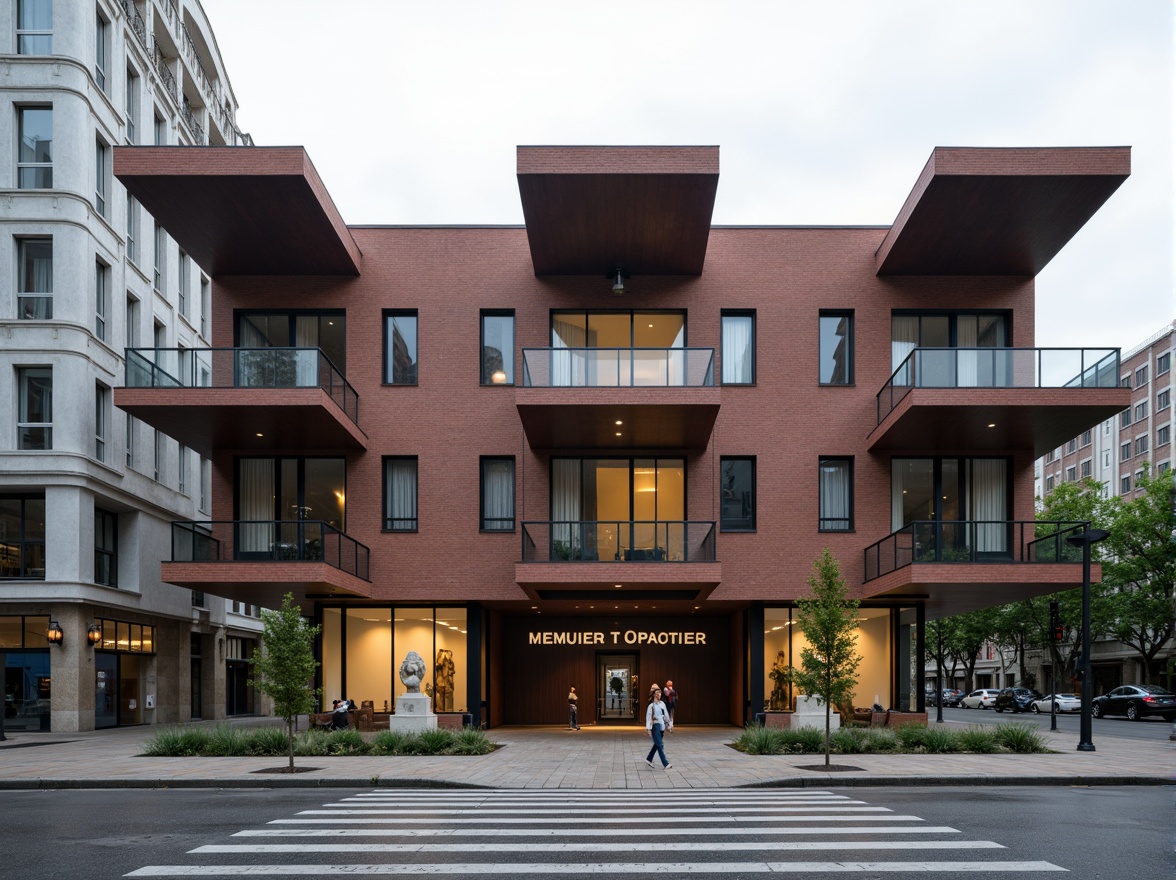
{"left": 870, "top": 710, "right": 928, "bottom": 728}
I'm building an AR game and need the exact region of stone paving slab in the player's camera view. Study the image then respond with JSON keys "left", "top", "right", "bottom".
{"left": 0, "top": 719, "right": 1172, "bottom": 790}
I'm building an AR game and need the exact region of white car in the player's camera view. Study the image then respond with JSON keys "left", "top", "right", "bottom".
{"left": 959, "top": 689, "right": 1000, "bottom": 709}
{"left": 1031, "top": 693, "right": 1081, "bottom": 714}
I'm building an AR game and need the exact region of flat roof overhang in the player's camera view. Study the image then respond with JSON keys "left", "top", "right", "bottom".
{"left": 517, "top": 146, "right": 719, "bottom": 276}
{"left": 516, "top": 388, "right": 720, "bottom": 450}
{"left": 114, "top": 146, "right": 361, "bottom": 276}
{"left": 876, "top": 147, "right": 1130, "bottom": 275}
{"left": 864, "top": 563, "right": 1101, "bottom": 620}
{"left": 866, "top": 387, "right": 1130, "bottom": 459}
{"left": 162, "top": 561, "right": 373, "bottom": 608}
{"left": 514, "top": 562, "right": 722, "bottom": 604}
{"left": 114, "top": 387, "right": 368, "bottom": 458}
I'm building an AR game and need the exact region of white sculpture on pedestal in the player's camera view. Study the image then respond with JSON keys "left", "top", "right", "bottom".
{"left": 792, "top": 693, "right": 840, "bottom": 732}
{"left": 389, "top": 650, "right": 438, "bottom": 732}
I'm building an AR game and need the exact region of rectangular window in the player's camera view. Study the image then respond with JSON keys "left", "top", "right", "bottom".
{"left": 1120, "top": 474, "right": 1131, "bottom": 494}
{"left": 1158, "top": 352, "right": 1171, "bottom": 375}
{"left": 154, "top": 112, "right": 166, "bottom": 146}
{"left": 126, "top": 193, "right": 139, "bottom": 264}
{"left": 1135, "top": 365, "right": 1149, "bottom": 387}
{"left": 719, "top": 457, "right": 755, "bottom": 531}
{"left": 1081, "top": 459, "right": 1091, "bottom": 478}
{"left": 178, "top": 444, "right": 188, "bottom": 495}
{"left": 177, "top": 249, "right": 188, "bottom": 317}
{"left": 125, "top": 66, "right": 139, "bottom": 143}
{"left": 1135, "top": 435, "right": 1149, "bottom": 456}
{"left": 1104, "top": 450, "right": 1110, "bottom": 468}
{"left": 200, "top": 457, "right": 210, "bottom": 512}
{"left": 480, "top": 457, "right": 515, "bottom": 530}
{"left": 1120, "top": 409, "right": 1131, "bottom": 429}
{"left": 153, "top": 223, "right": 164, "bottom": 291}
{"left": 1066, "top": 466, "right": 1076, "bottom": 483}
{"left": 1045, "top": 475, "right": 1055, "bottom": 492}
{"left": 1159, "top": 425, "right": 1171, "bottom": 447}
{"left": 1135, "top": 401, "right": 1148, "bottom": 422}
{"left": 0, "top": 496, "right": 47, "bottom": 579}
{"left": 94, "top": 383, "right": 108, "bottom": 462}
{"left": 94, "top": 13, "right": 109, "bottom": 92}
{"left": 818, "top": 457, "right": 853, "bottom": 530}
{"left": 18, "top": 107, "right": 52, "bottom": 188}
{"left": 1066, "top": 438, "right": 1076, "bottom": 454}
{"left": 125, "top": 412, "right": 135, "bottom": 468}
{"left": 1080, "top": 430, "right": 1091, "bottom": 447}
{"left": 383, "top": 311, "right": 418, "bottom": 385}
{"left": 17, "top": 367, "right": 52, "bottom": 450}
{"left": 125, "top": 294, "right": 139, "bottom": 348}
{"left": 95, "top": 260, "right": 108, "bottom": 342}
{"left": 1157, "top": 389, "right": 1170, "bottom": 412}
{"left": 95, "top": 508, "right": 117, "bottom": 587}
{"left": 383, "top": 457, "right": 418, "bottom": 530}
{"left": 17, "top": 0, "right": 53, "bottom": 54}
{"left": 95, "top": 139, "right": 109, "bottom": 217}
{"left": 721, "top": 311, "right": 755, "bottom": 384}
{"left": 199, "top": 277, "right": 209, "bottom": 337}
{"left": 819, "top": 311, "right": 854, "bottom": 384}
{"left": 18, "top": 238, "right": 52, "bottom": 319}
{"left": 1121, "top": 375, "right": 1132, "bottom": 388}
{"left": 480, "top": 311, "right": 515, "bottom": 385}
{"left": 153, "top": 429, "right": 161, "bottom": 482}
{"left": 1120, "top": 441, "right": 1131, "bottom": 462}
{"left": 1160, "top": 461, "right": 1171, "bottom": 474}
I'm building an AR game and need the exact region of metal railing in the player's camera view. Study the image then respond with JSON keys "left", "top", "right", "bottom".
{"left": 151, "top": 38, "right": 179, "bottom": 103}
{"left": 863, "top": 520, "right": 1089, "bottom": 581}
{"left": 124, "top": 347, "right": 360, "bottom": 427}
{"left": 172, "top": 520, "right": 370, "bottom": 581}
{"left": 521, "top": 348, "right": 715, "bottom": 388}
{"left": 121, "top": 0, "right": 147, "bottom": 49}
{"left": 180, "top": 97, "right": 204, "bottom": 145}
{"left": 521, "top": 520, "right": 716, "bottom": 563}
{"left": 877, "top": 347, "right": 1121, "bottom": 423}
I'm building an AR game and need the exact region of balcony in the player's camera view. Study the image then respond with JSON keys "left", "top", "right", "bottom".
{"left": 162, "top": 520, "right": 372, "bottom": 606}
{"left": 517, "top": 348, "right": 719, "bottom": 450}
{"left": 862, "top": 519, "right": 1099, "bottom": 617}
{"left": 869, "top": 347, "right": 1128, "bottom": 457}
{"left": 516, "top": 520, "right": 721, "bottom": 602}
{"left": 115, "top": 347, "right": 366, "bottom": 457}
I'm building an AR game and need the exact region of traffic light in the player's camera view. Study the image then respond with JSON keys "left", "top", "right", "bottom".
{"left": 1049, "top": 600, "right": 1063, "bottom": 643}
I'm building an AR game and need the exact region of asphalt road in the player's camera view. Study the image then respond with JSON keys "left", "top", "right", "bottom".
{"left": 3, "top": 785, "right": 1172, "bottom": 879}
{"left": 933, "top": 705, "right": 1176, "bottom": 742}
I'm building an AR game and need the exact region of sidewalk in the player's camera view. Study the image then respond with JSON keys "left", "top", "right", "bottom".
{"left": 0, "top": 718, "right": 1172, "bottom": 790}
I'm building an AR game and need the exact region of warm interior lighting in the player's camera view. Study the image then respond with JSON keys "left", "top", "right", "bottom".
{"left": 46, "top": 621, "right": 63, "bottom": 646}
{"left": 987, "top": 423, "right": 996, "bottom": 428}
{"left": 87, "top": 624, "right": 102, "bottom": 646}
{"left": 615, "top": 420, "right": 623, "bottom": 426}
{"left": 255, "top": 432, "right": 264, "bottom": 437}
{"left": 491, "top": 369, "right": 507, "bottom": 384}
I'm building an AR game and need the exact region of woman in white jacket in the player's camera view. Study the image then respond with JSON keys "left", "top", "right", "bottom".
{"left": 645, "top": 686, "right": 673, "bottom": 769}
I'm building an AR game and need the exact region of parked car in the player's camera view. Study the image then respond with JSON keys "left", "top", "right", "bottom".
{"left": 1091, "top": 685, "right": 1176, "bottom": 721}
{"left": 940, "top": 688, "right": 965, "bottom": 707}
{"left": 994, "top": 686, "right": 1044, "bottom": 713}
{"left": 1030, "top": 693, "right": 1082, "bottom": 714}
{"left": 959, "top": 688, "right": 1000, "bottom": 709}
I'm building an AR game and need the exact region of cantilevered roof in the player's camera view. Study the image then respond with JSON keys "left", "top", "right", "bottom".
{"left": 114, "top": 146, "right": 361, "bottom": 276}
{"left": 876, "top": 147, "right": 1130, "bottom": 275}
{"left": 517, "top": 146, "right": 719, "bottom": 276}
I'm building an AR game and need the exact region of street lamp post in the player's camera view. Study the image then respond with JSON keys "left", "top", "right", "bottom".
{"left": 1065, "top": 527, "right": 1109, "bottom": 753}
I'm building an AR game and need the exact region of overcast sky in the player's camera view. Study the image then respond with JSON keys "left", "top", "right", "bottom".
{"left": 199, "top": 0, "right": 1173, "bottom": 351}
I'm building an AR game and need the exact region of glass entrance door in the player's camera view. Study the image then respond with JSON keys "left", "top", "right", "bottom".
{"left": 597, "top": 653, "right": 638, "bottom": 723}
{"left": 95, "top": 652, "right": 117, "bottom": 729}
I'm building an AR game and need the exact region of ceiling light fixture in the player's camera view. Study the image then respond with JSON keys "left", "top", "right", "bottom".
{"left": 609, "top": 267, "right": 628, "bottom": 296}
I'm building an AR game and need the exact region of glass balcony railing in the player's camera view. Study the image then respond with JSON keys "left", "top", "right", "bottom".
{"left": 171, "top": 520, "right": 370, "bottom": 581}
{"left": 863, "top": 520, "right": 1089, "bottom": 582}
{"left": 877, "top": 347, "right": 1120, "bottom": 423}
{"left": 521, "top": 348, "right": 715, "bottom": 388}
{"left": 124, "top": 347, "right": 359, "bottom": 426}
{"left": 521, "top": 520, "right": 716, "bottom": 563}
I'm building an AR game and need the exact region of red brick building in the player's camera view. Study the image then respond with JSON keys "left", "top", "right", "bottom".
{"left": 114, "top": 144, "right": 1131, "bottom": 727}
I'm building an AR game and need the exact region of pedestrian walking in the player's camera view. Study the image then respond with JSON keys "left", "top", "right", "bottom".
{"left": 663, "top": 679, "right": 678, "bottom": 726}
{"left": 645, "top": 686, "right": 672, "bottom": 769}
{"left": 568, "top": 686, "right": 581, "bottom": 730}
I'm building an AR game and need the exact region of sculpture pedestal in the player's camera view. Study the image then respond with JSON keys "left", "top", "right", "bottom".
{"left": 388, "top": 693, "right": 437, "bottom": 732}
{"left": 791, "top": 694, "right": 839, "bottom": 732}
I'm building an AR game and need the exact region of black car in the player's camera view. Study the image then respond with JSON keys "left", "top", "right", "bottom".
{"left": 993, "top": 686, "right": 1043, "bottom": 713}
{"left": 1091, "top": 685, "right": 1176, "bottom": 721}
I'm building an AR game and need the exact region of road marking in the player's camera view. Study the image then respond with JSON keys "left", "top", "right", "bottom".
{"left": 297, "top": 806, "right": 888, "bottom": 816}
{"left": 193, "top": 841, "right": 1000, "bottom": 854}
{"left": 270, "top": 814, "right": 924, "bottom": 825}
{"left": 236, "top": 826, "right": 962, "bottom": 838}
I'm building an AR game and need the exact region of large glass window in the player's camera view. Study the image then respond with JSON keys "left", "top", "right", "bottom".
{"left": 178, "top": 250, "right": 188, "bottom": 317}
{"left": 125, "top": 66, "right": 139, "bottom": 143}
{"left": 18, "top": 238, "right": 52, "bottom": 319}
{"left": 891, "top": 312, "right": 1009, "bottom": 375}
{"left": 383, "top": 311, "right": 418, "bottom": 385}
{"left": 719, "top": 457, "right": 755, "bottom": 531}
{"left": 721, "top": 311, "right": 754, "bottom": 384}
{"left": 126, "top": 194, "right": 139, "bottom": 264}
{"left": 95, "top": 508, "right": 117, "bottom": 586}
{"left": 480, "top": 457, "right": 515, "bottom": 531}
{"left": 236, "top": 311, "right": 347, "bottom": 382}
{"left": 481, "top": 311, "right": 514, "bottom": 385}
{"left": 153, "top": 222, "right": 164, "bottom": 290}
{"left": 383, "top": 457, "right": 418, "bottom": 531}
{"left": 95, "top": 260, "right": 108, "bottom": 341}
{"left": 94, "top": 383, "right": 108, "bottom": 462}
{"left": 819, "top": 311, "right": 853, "bottom": 384}
{"left": 18, "top": 107, "right": 52, "bottom": 189}
{"left": 549, "top": 311, "right": 688, "bottom": 386}
{"left": 17, "top": 0, "right": 53, "bottom": 54}
{"left": 94, "top": 12, "right": 109, "bottom": 92}
{"left": 818, "top": 457, "right": 853, "bottom": 530}
{"left": 235, "top": 457, "right": 347, "bottom": 555}
{"left": 18, "top": 367, "right": 52, "bottom": 450}
{"left": 0, "top": 496, "right": 46, "bottom": 579}
{"left": 95, "top": 139, "right": 109, "bottom": 217}
{"left": 891, "top": 457, "right": 1009, "bottom": 556}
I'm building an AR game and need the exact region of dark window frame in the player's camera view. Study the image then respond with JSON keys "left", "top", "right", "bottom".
{"left": 818, "top": 456, "right": 854, "bottom": 531}
{"left": 480, "top": 310, "right": 515, "bottom": 386}
{"left": 721, "top": 310, "right": 756, "bottom": 385}
{"left": 818, "top": 310, "right": 854, "bottom": 385}
{"left": 479, "top": 456, "right": 516, "bottom": 531}
{"left": 382, "top": 310, "right": 419, "bottom": 386}
{"left": 95, "top": 507, "right": 117, "bottom": 587}
{"left": 0, "top": 494, "right": 46, "bottom": 580}
{"left": 719, "top": 456, "right": 756, "bottom": 532}
{"left": 382, "top": 456, "right": 419, "bottom": 532}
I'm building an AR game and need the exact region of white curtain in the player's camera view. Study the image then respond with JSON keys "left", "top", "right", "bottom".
{"left": 19, "top": 241, "right": 52, "bottom": 319}
{"left": 482, "top": 460, "right": 514, "bottom": 530}
{"left": 957, "top": 315, "right": 979, "bottom": 387}
{"left": 295, "top": 316, "right": 318, "bottom": 386}
{"left": 239, "top": 459, "right": 274, "bottom": 551}
{"left": 551, "top": 318, "right": 586, "bottom": 387}
{"left": 385, "top": 460, "right": 417, "bottom": 530}
{"left": 722, "top": 316, "right": 753, "bottom": 384}
{"left": 969, "top": 459, "right": 1007, "bottom": 552}
{"left": 819, "top": 460, "right": 850, "bottom": 530}
{"left": 890, "top": 460, "right": 908, "bottom": 532}
{"left": 891, "top": 315, "right": 919, "bottom": 383}
{"left": 551, "top": 459, "right": 581, "bottom": 552}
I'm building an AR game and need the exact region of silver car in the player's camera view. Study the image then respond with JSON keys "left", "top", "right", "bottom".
{"left": 1031, "top": 693, "right": 1081, "bottom": 714}
{"left": 959, "top": 688, "right": 1000, "bottom": 709}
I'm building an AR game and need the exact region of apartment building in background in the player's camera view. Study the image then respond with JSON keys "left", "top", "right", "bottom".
{"left": 2, "top": 0, "right": 262, "bottom": 732}
{"left": 113, "top": 141, "right": 1134, "bottom": 727}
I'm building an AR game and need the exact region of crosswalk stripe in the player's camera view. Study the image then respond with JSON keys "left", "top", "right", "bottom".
{"left": 365, "top": 789, "right": 841, "bottom": 796}
{"left": 127, "top": 861, "right": 1066, "bottom": 875}
{"left": 236, "top": 826, "right": 962, "bottom": 838}
{"left": 270, "top": 814, "right": 924, "bottom": 825}
{"left": 298, "top": 806, "right": 887, "bottom": 815}
{"left": 193, "top": 841, "right": 1000, "bottom": 854}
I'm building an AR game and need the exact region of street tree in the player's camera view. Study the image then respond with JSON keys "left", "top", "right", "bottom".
{"left": 946, "top": 608, "right": 999, "bottom": 691}
{"left": 250, "top": 593, "right": 321, "bottom": 772}
{"left": 792, "top": 548, "right": 861, "bottom": 767}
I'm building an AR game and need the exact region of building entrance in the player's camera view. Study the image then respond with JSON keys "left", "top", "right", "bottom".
{"left": 596, "top": 653, "right": 639, "bottom": 723}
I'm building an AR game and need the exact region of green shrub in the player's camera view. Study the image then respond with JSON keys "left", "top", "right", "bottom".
{"left": 829, "top": 728, "right": 864, "bottom": 753}
{"left": 733, "top": 725, "right": 779, "bottom": 755}
{"left": 370, "top": 729, "right": 414, "bottom": 755}
{"left": 956, "top": 727, "right": 1000, "bottom": 754}
{"left": 894, "top": 723, "right": 930, "bottom": 750}
{"left": 294, "top": 729, "right": 332, "bottom": 756}
{"left": 245, "top": 725, "right": 291, "bottom": 756}
{"left": 920, "top": 726, "right": 958, "bottom": 754}
{"left": 417, "top": 729, "right": 452, "bottom": 754}
{"left": 855, "top": 728, "right": 899, "bottom": 753}
{"left": 205, "top": 723, "right": 249, "bottom": 757}
{"left": 449, "top": 728, "right": 494, "bottom": 756}
{"left": 326, "top": 729, "right": 369, "bottom": 755}
{"left": 993, "top": 722, "right": 1047, "bottom": 753}
{"left": 142, "top": 726, "right": 209, "bottom": 757}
